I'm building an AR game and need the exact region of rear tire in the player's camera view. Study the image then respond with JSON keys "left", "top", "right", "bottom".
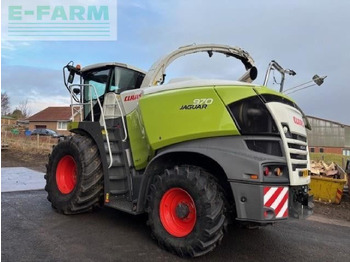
{"left": 147, "top": 166, "right": 226, "bottom": 257}
{"left": 45, "top": 134, "right": 104, "bottom": 214}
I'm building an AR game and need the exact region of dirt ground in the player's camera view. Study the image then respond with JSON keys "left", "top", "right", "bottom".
{"left": 1, "top": 148, "right": 48, "bottom": 173}
{"left": 1, "top": 148, "right": 349, "bottom": 221}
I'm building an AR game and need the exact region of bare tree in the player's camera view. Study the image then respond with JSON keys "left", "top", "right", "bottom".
{"left": 18, "top": 99, "right": 31, "bottom": 118}
{"left": 1, "top": 92, "right": 10, "bottom": 115}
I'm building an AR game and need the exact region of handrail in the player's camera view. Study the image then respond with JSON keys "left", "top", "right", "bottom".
{"left": 114, "top": 96, "right": 128, "bottom": 142}
{"left": 263, "top": 60, "right": 296, "bottom": 92}
{"left": 69, "top": 84, "right": 113, "bottom": 169}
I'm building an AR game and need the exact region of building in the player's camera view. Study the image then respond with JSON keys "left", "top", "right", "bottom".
{"left": 1, "top": 115, "right": 16, "bottom": 126}
{"left": 26, "top": 107, "right": 80, "bottom": 136}
{"left": 306, "top": 116, "right": 350, "bottom": 156}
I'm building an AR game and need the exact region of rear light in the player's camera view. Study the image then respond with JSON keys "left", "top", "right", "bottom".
{"left": 263, "top": 166, "right": 284, "bottom": 177}
{"left": 264, "top": 167, "right": 270, "bottom": 176}
{"left": 274, "top": 167, "right": 283, "bottom": 176}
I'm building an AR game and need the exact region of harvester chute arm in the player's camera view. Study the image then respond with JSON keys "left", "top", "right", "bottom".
{"left": 140, "top": 44, "right": 256, "bottom": 88}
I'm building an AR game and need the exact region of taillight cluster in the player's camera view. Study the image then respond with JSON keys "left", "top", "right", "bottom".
{"left": 263, "top": 166, "right": 283, "bottom": 177}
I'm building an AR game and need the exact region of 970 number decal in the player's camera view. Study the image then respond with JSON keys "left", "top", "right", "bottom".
{"left": 193, "top": 98, "right": 213, "bottom": 105}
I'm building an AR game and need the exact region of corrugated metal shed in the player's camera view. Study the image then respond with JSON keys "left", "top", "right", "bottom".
{"left": 345, "top": 126, "right": 350, "bottom": 147}
{"left": 306, "top": 116, "right": 347, "bottom": 147}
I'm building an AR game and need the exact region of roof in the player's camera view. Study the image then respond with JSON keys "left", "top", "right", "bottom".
{"left": 1, "top": 115, "right": 16, "bottom": 120}
{"left": 27, "top": 107, "right": 71, "bottom": 122}
{"left": 306, "top": 115, "right": 350, "bottom": 128}
{"left": 81, "top": 62, "right": 146, "bottom": 74}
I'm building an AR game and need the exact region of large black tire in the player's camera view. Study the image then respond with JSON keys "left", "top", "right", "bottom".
{"left": 147, "top": 165, "right": 226, "bottom": 257}
{"left": 45, "top": 134, "right": 104, "bottom": 214}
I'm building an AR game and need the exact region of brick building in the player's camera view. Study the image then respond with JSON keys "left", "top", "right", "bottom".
{"left": 306, "top": 116, "right": 350, "bottom": 156}
{"left": 26, "top": 107, "right": 81, "bottom": 136}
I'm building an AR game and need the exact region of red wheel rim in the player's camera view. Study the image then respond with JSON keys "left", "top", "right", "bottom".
{"left": 56, "top": 155, "right": 77, "bottom": 194}
{"left": 159, "top": 188, "right": 197, "bottom": 237}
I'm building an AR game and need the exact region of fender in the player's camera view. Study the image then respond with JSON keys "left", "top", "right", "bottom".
{"left": 68, "top": 121, "right": 109, "bottom": 182}
{"left": 136, "top": 136, "right": 288, "bottom": 213}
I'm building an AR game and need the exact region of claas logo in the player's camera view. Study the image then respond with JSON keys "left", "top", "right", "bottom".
{"left": 124, "top": 94, "right": 142, "bottom": 102}
{"left": 293, "top": 116, "right": 304, "bottom": 127}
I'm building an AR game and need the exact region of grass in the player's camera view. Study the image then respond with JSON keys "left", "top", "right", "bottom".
{"left": 310, "top": 153, "right": 350, "bottom": 168}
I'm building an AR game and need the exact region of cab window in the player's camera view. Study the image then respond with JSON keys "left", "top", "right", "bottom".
{"left": 83, "top": 68, "right": 111, "bottom": 100}
{"left": 109, "top": 67, "right": 145, "bottom": 94}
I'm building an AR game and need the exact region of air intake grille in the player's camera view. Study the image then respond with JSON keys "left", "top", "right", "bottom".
{"left": 287, "top": 132, "right": 308, "bottom": 171}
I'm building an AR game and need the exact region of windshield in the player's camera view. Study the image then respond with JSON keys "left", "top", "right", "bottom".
{"left": 83, "top": 68, "right": 110, "bottom": 100}
{"left": 110, "top": 67, "right": 144, "bottom": 94}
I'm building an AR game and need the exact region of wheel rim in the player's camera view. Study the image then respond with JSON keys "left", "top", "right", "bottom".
{"left": 56, "top": 155, "right": 77, "bottom": 194}
{"left": 159, "top": 188, "right": 197, "bottom": 237}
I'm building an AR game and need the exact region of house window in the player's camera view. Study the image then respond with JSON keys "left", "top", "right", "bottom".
{"left": 57, "top": 121, "right": 68, "bottom": 130}
{"left": 310, "top": 148, "right": 315, "bottom": 153}
{"left": 319, "top": 148, "right": 324, "bottom": 153}
{"left": 343, "top": 149, "right": 350, "bottom": 156}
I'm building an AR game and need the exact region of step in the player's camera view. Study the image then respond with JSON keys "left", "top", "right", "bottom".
{"left": 105, "top": 198, "right": 138, "bottom": 215}
{"left": 109, "top": 174, "right": 127, "bottom": 181}
{"left": 110, "top": 189, "right": 129, "bottom": 195}
{"left": 107, "top": 157, "right": 125, "bottom": 167}
{"left": 104, "top": 143, "right": 122, "bottom": 154}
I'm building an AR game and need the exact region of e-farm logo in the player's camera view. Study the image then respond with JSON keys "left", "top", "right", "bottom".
{"left": 3, "top": 0, "right": 117, "bottom": 41}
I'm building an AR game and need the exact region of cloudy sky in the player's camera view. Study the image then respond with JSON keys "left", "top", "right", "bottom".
{"left": 2, "top": 0, "right": 350, "bottom": 124}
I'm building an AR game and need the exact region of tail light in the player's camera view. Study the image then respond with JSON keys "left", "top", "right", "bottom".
{"left": 263, "top": 165, "right": 284, "bottom": 177}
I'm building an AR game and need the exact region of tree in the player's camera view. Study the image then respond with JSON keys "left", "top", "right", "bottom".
{"left": 18, "top": 99, "right": 31, "bottom": 118}
{"left": 11, "top": 109, "right": 24, "bottom": 119}
{"left": 1, "top": 92, "right": 10, "bottom": 115}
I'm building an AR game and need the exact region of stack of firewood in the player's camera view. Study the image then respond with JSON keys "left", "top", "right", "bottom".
{"left": 310, "top": 160, "right": 344, "bottom": 179}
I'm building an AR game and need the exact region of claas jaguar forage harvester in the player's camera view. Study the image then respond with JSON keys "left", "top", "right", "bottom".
{"left": 45, "top": 44, "right": 313, "bottom": 257}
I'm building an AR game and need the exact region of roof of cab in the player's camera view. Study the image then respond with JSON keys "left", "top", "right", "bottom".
{"left": 81, "top": 62, "right": 146, "bottom": 74}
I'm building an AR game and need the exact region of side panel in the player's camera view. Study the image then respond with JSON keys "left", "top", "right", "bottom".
{"left": 138, "top": 86, "right": 239, "bottom": 150}
{"left": 139, "top": 136, "right": 290, "bottom": 221}
{"left": 126, "top": 108, "right": 153, "bottom": 170}
{"left": 215, "top": 85, "right": 257, "bottom": 105}
{"left": 154, "top": 136, "right": 288, "bottom": 184}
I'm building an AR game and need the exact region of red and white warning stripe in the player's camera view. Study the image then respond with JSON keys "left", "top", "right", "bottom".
{"left": 335, "top": 188, "right": 343, "bottom": 204}
{"left": 264, "top": 187, "right": 289, "bottom": 218}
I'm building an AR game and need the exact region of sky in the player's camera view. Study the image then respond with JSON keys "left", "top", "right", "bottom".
{"left": 1, "top": 0, "right": 350, "bottom": 125}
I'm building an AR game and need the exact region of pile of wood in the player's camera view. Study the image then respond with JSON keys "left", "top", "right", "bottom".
{"left": 310, "top": 160, "right": 345, "bottom": 179}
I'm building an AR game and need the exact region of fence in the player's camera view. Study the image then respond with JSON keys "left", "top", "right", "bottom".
{"left": 1, "top": 131, "right": 58, "bottom": 154}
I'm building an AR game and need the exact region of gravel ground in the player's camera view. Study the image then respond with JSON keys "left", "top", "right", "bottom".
{"left": 2, "top": 148, "right": 349, "bottom": 221}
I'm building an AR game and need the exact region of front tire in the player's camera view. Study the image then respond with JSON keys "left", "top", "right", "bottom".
{"left": 45, "top": 134, "right": 104, "bottom": 214}
{"left": 147, "top": 166, "right": 226, "bottom": 257}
